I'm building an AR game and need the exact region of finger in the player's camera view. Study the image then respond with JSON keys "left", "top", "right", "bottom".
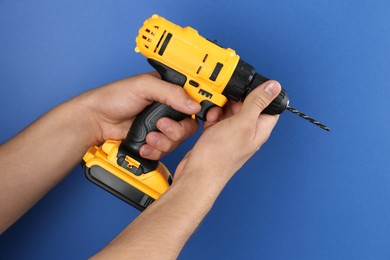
{"left": 135, "top": 74, "right": 201, "bottom": 115}
{"left": 204, "top": 107, "right": 223, "bottom": 129}
{"left": 239, "top": 80, "right": 281, "bottom": 121}
{"left": 204, "top": 101, "right": 241, "bottom": 128}
{"left": 140, "top": 116, "right": 198, "bottom": 159}
{"left": 144, "top": 131, "right": 181, "bottom": 156}
{"left": 145, "top": 132, "right": 172, "bottom": 153}
{"left": 156, "top": 117, "right": 199, "bottom": 143}
{"left": 139, "top": 144, "right": 163, "bottom": 160}
{"left": 229, "top": 101, "right": 243, "bottom": 115}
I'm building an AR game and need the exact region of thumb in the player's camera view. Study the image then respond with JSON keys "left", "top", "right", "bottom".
{"left": 239, "top": 80, "right": 282, "bottom": 120}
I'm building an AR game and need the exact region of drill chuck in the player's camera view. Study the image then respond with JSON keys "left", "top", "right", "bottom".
{"left": 221, "top": 59, "right": 255, "bottom": 101}
{"left": 250, "top": 74, "right": 290, "bottom": 115}
{"left": 222, "top": 58, "right": 290, "bottom": 115}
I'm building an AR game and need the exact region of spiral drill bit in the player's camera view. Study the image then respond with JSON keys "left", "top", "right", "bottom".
{"left": 253, "top": 83, "right": 331, "bottom": 132}
{"left": 286, "top": 106, "right": 330, "bottom": 132}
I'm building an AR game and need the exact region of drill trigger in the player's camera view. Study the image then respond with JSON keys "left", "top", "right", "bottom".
{"left": 196, "top": 100, "right": 216, "bottom": 121}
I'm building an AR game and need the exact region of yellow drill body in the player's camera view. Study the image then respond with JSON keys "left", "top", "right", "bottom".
{"left": 135, "top": 14, "right": 240, "bottom": 107}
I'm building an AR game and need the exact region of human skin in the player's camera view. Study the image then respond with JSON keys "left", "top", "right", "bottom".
{"left": 92, "top": 80, "right": 281, "bottom": 259}
{"left": 0, "top": 72, "right": 281, "bottom": 259}
{"left": 0, "top": 73, "right": 200, "bottom": 233}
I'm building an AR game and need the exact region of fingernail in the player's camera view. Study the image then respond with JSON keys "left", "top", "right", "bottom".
{"left": 186, "top": 99, "right": 200, "bottom": 111}
{"left": 264, "top": 81, "right": 280, "bottom": 96}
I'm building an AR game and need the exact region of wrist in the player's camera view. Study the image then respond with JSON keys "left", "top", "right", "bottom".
{"left": 174, "top": 158, "right": 235, "bottom": 199}
{"left": 59, "top": 94, "right": 100, "bottom": 148}
{"left": 184, "top": 146, "right": 243, "bottom": 183}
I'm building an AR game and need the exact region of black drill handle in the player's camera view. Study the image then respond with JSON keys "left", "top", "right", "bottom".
{"left": 118, "top": 102, "right": 188, "bottom": 174}
{"left": 118, "top": 59, "right": 190, "bottom": 175}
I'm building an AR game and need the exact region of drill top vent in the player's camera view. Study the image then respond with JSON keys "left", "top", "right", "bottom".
{"left": 134, "top": 14, "right": 241, "bottom": 110}
{"left": 135, "top": 15, "right": 174, "bottom": 54}
{"left": 140, "top": 26, "right": 165, "bottom": 52}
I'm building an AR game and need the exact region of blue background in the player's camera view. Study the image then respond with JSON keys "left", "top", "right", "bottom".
{"left": 1, "top": 1, "right": 389, "bottom": 259}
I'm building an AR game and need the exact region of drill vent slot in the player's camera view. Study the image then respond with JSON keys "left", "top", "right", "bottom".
{"left": 145, "top": 28, "right": 156, "bottom": 35}
{"left": 196, "top": 54, "right": 208, "bottom": 74}
{"left": 142, "top": 35, "right": 152, "bottom": 42}
{"left": 154, "top": 30, "right": 166, "bottom": 53}
{"left": 141, "top": 26, "right": 164, "bottom": 50}
{"left": 142, "top": 32, "right": 152, "bottom": 49}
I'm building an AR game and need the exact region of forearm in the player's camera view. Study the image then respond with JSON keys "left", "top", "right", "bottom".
{"left": 0, "top": 97, "right": 94, "bottom": 233}
{"left": 92, "top": 165, "right": 233, "bottom": 259}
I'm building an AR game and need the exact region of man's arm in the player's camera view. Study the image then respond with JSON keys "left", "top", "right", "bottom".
{"left": 0, "top": 74, "right": 200, "bottom": 233}
{"left": 92, "top": 80, "right": 281, "bottom": 259}
{"left": 0, "top": 98, "right": 93, "bottom": 233}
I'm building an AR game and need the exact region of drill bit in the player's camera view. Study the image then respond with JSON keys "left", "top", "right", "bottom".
{"left": 286, "top": 106, "right": 330, "bottom": 132}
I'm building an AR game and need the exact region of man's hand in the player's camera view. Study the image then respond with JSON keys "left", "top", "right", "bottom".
{"left": 175, "top": 80, "right": 281, "bottom": 181}
{"left": 77, "top": 73, "right": 201, "bottom": 160}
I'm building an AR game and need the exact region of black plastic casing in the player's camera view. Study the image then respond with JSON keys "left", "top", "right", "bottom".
{"left": 84, "top": 165, "right": 155, "bottom": 211}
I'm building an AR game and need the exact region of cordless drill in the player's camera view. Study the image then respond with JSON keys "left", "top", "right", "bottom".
{"left": 82, "top": 14, "right": 324, "bottom": 211}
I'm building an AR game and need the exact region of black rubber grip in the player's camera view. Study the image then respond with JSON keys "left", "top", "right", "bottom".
{"left": 117, "top": 58, "right": 189, "bottom": 174}
{"left": 118, "top": 102, "right": 188, "bottom": 174}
